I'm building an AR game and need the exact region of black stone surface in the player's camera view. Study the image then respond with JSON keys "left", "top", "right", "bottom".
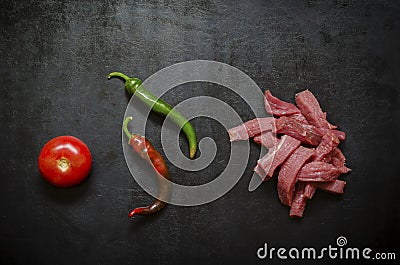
{"left": 1, "top": 1, "right": 399, "bottom": 264}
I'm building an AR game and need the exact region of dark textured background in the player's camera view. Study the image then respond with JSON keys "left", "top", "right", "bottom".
{"left": 1, "top": 0, "right": 399, "bottom": 264}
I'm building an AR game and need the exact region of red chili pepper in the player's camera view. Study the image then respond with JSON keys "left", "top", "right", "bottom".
{"left": 123, "top": 116, "right": 171, "bottom": 217}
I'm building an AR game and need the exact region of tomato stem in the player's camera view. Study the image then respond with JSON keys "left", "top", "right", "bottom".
{"left": 123, "top": 116, "right": 133, "bottom": 140}
{"left": 57, "top": 157, "right": 70, "bottom": 172}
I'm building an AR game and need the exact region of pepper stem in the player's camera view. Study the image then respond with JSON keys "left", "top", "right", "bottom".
{"left": 108, "top": 72, "right": 130, "bottom": 81}
{"left": 123, "top": 116, "right": 133, "bottom": 140}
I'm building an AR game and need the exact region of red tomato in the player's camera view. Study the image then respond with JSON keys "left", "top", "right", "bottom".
{"left": 38, "top": 136, "right": 92, "bottom": 188}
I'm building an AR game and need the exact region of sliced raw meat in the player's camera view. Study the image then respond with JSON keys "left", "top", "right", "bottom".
{"left": 313, "top": 133, "right": 340, "bottom": 162}
{"left": 228, "top": 117, "right": 274, "bottom": 141}
{"left": 277, "top": 146, "right": 315, "bottom": 206}
{"left": 303, "top": 133, "right": 341, "bottom": 198}
{"left": 289, "top": 113, "right": 309, "bottom": 124}
{"left": 304, "top": 183, "right": 317, "bottom": 199}
{"left": 264, "top": 90, "right": 301, "bottom": 116}
{"left": 255, "top": 135, "right": 301, "bottom": 181}
{"left": 274, "top": 116, "right": 345, "bottom": 145}
{"left": 274, "top": 116, "right": 322, "bottom": 146}
{"left": 324, "top": 112, "right": 337, "bottom": 129}
{"left": 316, "top": 180, "right": 346, "bottom": 194}
{"left": 229, "top": 88, "right": 350, "bottom": 219}
{"left": 330, "top": 147, "right": 346, "bottom": 167}
{"left": 253, "top": 131, "right": 279, "bottom": 149}
{"left": 295, "top": 90, "right": 336, "bottom": 129}
{"left": 290, "top": 182, "right": 307, "bottom": 218}
{"left": 315, "top": 127, "right": 346, "bottom": 141}
{"left": 297, "top": 161, "right": 350, "bottom": 182}
{"left": 253, "top": 164, "right": 266, "bottom": 178}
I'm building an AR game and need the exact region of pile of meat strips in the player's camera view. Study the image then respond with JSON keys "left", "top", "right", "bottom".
{"left": 228, "top": 90, "right": 350, "bottom": 218}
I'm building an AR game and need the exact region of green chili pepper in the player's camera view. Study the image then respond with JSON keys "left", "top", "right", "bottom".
{"left": 108, "top": 72, "right": 197, "bottom": 159}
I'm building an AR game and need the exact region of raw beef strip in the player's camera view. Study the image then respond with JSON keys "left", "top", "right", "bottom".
{"left": 274, "top": 116, "right": 346, "bottom": 145}
{"left": 297, "top": 162, "right": 350, "bottom": 182}
{"left": 313, "top": 133, "right": 340, "bottom": 162}
{"left": 304, "top": 133, "right": 341, "bottom": 199}
{"left": 253, "top": 164, "right": 265, "bottom": 179}
{"left": 289, "top": 182, "right": 307, "bottom": 218}
{"left": 277, "top": 146, "right": 315, "bottom": 206}
{"left": 330, "top": 147, "right": 346, "bottom": 167}
{"left": 324, "top": 112, "right": 337, "bottom": 130}
{"left": 264, "top": 90, "right": 301, "bottom": 116}
{"left": 255, "top": 135, "right": 301, "bottom": 181}
{"left": 253, "top": 131, "right": 279, "bottom": 149}
{"left": 289, "top": 113, "right": 309, "bottom": 124}
{"left": 295, "top": 90, "right": 336, "bottom": 129}
{"left": 316, "top": 180, "right": 346, "bottom": 194}
{"left": 274, "top": 116, "right": 322, "bottom": 146}
{"left": 228, "top": 117, "right": 274, "bottom": 141}
{"left": 315, "top": 127, "right": 346, "bottom": 141}
{"left": 304, "top": 183, "right": 317, "bottom": 199}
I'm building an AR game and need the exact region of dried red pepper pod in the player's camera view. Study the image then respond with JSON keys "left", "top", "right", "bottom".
{"left": 123, "top": 117, "right": 171, "bottom": 217}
